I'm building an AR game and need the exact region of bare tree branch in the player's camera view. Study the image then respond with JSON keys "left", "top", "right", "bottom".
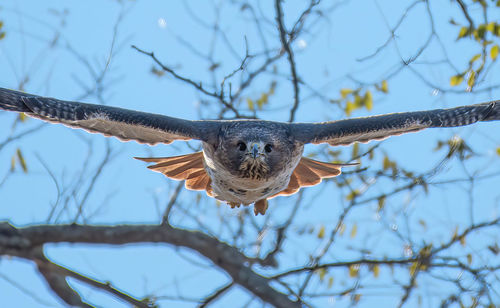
{"left": 37, "top": 256, "right": 153, "bottom": 308}
{"left": 456, "top": 0, "right": 475, "bottom": 28}
{"left": 3, "top": 222, "right": 301, "bottom": 308}
{"left": 37, "top": 259, "right": 95, "bottom": 308}
{"left": 131, "top": 45, "right": 242, "bottom": 117}
{"left": 275, "top": 0, "right": 301, "bottom": 122}
{"left": 198, "top": 282, "right": 233, "bottom": 308}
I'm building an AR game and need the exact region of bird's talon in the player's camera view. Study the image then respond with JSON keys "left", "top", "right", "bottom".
{"left": 254, "top": 199, "right": 268, "bottom": 215}
{"left": 228, "top": 202, "right": 241, "bottom": 209}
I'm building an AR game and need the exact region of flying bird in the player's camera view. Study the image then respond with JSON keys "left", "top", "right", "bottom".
{"left": 0, "top": 87, "right": 499, "bottom": 215}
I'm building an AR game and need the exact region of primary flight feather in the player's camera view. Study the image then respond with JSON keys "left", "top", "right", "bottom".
{"left": 0, "top": 88, "right": 498, "bottom": 215}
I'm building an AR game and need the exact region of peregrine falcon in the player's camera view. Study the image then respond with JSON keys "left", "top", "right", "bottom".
{"left": 0, "top": 88, "right": 498, "bottom": 215}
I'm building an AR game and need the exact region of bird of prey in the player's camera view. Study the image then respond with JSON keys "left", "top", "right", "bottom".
{"left": 0, "top": 87, "right": 499, "bottom": 215}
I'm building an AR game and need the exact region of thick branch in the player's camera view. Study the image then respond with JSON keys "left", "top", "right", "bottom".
{"left": 3, "top": 222, "right": 300, "bottom": 308}
{"left": 37, "top": 259, "right": 94, "bottom": 308}
{"left": 37, "top": 256, "right": 152, "bottom": 308}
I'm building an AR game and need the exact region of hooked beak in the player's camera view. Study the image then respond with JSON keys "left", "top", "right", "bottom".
{"left": 251, "top": 143, "right": 259, "bottom": 159}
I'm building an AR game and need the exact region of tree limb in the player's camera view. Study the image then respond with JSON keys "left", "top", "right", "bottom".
{"left": 3, "top": 222, "right": 301, "bottom": 308}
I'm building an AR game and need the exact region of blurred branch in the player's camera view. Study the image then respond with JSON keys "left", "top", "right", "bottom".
{"left": 162, "top": 181, "right": 184, "bottom": 225}
{"left": 0, "top": 123, "right": 45, "bottom": 152}
{"left": 272, "top": 257, "right": 418, "bottom": 279}
{"left": 455, "top": 0, "right": 474, "bottom": 28}
{"left": 131, "top": 45, "right": 242, "bottom": 117}
{"left": 73, "top": 141, "right": 113, "bottom": 223}
{"left": 261, "top": 190, "right": 303, "bottom": 267}
{"left": 289, "top": 0, "right": 321, "bottom": 39}
{"left": 0, "top": 273, "right": 54, "bottom": 306}
{"left": 275, "top": 0, "right": 301, "bottom": 122}
{"left": 198, "top": 282, "right": 233, "bottom": 308}
{"left": 357, "top": 0, "right": 423, "bottom": 62}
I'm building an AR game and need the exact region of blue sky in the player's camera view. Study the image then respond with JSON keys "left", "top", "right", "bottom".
{"left": 1, "top": 1, "right": 500, "bottom": 307}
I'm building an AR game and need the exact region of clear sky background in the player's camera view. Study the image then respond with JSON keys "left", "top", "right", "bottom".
{"left": 0, "top": 1, "right": 500, "bottom": 307}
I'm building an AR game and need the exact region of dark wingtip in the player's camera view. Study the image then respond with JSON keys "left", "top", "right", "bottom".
{"left": 0, "top": 88, "right": 33, "bottom": 113}
{"left": 482, "top": 101, "right": 500, "bottom": 122}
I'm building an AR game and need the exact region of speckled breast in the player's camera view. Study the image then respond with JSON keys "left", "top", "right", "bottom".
{"left": 202, "top": 147, "right": 302, "bottom": 205}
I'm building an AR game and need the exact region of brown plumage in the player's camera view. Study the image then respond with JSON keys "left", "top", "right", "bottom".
{"left": 1, "top": 87, "right": 499, "bottom": 215}
{"left": 137, "top": 153, "right": 352, "bottom": 214}
{"left": 272, "top": 157, "right": 348, "bottom": 197}
{"left": 135, "top": 152, "right": 213, "bottom": 196}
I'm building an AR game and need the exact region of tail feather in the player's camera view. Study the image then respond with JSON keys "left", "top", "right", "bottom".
{"left": 135, "top": 152, "right": 213, "bottom": 196}
{"left": 298, "top": 157, "right": 350, "bottom": 178}
{"left": 136, "top": 152, "right": 203, "bottom": 165}
{"left": 185, "top": 168, "right": 206, "bottom": 180}
{"left": 159, "top": 158, "right": 204, "bottom": 179}
{"left": 205, "top": 179, "right": 213, "bottom": 196}
{"left": 293, "top": 161, "right": 321, "bottom": 186}
{"left": 277, "top": 173, "right": 300, "bottom": 196}
{"left": 135, "top": 152, "right": 204, "bottom": 179}
{"left": 185, "top": 171, "right": 210, "bottom": 190}
{"left": 271, "top": 157, "right": 357, "bottom": 198}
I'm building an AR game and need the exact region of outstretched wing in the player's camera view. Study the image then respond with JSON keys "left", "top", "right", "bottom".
{"left": 290, "top": 101, "right": 500, "bottom": 146}
{"left": 0, "top": 88, "right": 220, "bottom": 145}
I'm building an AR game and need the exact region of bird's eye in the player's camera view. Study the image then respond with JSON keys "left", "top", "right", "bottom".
{"left": 264, "top": 144, "right": 273, "bottom": 153}
{"left": 237, "top": 142, "right": 247, "bottom": 151}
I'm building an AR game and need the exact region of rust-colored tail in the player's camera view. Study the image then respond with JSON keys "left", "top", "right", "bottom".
{"left": 272, "top": 157, "right": 357, "bottom": 197}
{"left": 135, "top": 152, "right": 213, "bottom": 196}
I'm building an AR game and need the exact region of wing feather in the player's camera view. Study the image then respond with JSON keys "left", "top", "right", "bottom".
{"left": 272, "top": 157, "right": 354, "bottom": 197}
{"left": 4, "top": 88, "right": 498, "bottom": 150}
{"left": 135, "top": 152, "right": 204, "bottom": 179}
{"left": 185, "top": 171, "right": 210, "bottom": 191}
{"left": 135, "top": 152, "right": 213, "bottom": 196}
{"left": 134, "top": 152, "right": 203, "bottom": 164}
{"left": 293, "top": 161, "right": 321, "bottom": 186}
{"left": 0, "top": 88, "right": 220, "bottom": 145}
{"left": 279, "top": 173, "right": 300, "bottom": 196}
{"left": 290, "top": 101, "right": 499, "bottom": 146}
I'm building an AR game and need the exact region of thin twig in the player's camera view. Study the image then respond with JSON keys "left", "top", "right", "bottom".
{"left": 275, "top": 0, "right": 301, "bottom": 122}
{"left": 198, "top": 282, "right": 233, "bottom": 308}
{"left": 131, "top": 45, "right": 241, "bottom": 117}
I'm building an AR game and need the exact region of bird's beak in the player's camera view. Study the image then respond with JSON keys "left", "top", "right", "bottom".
{"left": 251, "top": 143, "right": 259, "bottom": 159}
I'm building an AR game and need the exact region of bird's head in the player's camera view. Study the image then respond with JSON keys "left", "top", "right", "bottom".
{"left": 213, "top": 123, "right": 303, "bottom": 180}
{"left": 235, "top": 140, "right": 273, "bottom": 179}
